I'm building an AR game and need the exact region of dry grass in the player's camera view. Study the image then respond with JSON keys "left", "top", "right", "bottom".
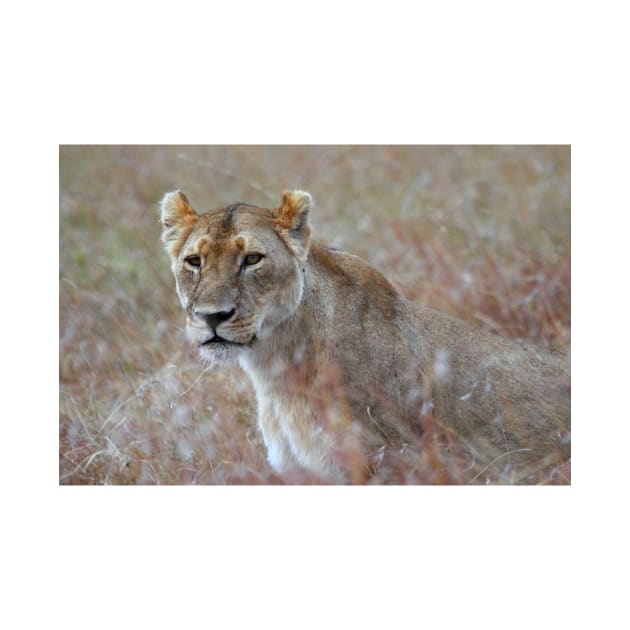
{"left": 59, "top": 145, "right": 570, "bottom": 484}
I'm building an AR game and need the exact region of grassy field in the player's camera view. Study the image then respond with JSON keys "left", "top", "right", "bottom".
{"left": 59, "top": 145, "right": 570, "bottom": 484}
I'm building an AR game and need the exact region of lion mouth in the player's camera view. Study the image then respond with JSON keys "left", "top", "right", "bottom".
{"left": 199, "top": 334, "right": 257, "bottom": 347}
{"left": 200, "top": 335, "right": 236, "bottom": 346}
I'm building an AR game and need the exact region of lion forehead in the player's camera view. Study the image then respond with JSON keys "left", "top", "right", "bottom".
{"left": 203, "top": 203, "right": 273, "bottom": 232}
{"left": 187, "top": 205, "right": 274, "bottom": 257}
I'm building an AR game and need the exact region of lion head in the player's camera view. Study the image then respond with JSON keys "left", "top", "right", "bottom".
{"left": 159, "top": 189, "right": 312, "bottom": 362}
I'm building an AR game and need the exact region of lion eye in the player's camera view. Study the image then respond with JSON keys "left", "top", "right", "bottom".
{"left": 243, "top": 253, "right": 264, "bottom": 266}
{"left": 185, "top": 255, "right": 201, "bottom": 268}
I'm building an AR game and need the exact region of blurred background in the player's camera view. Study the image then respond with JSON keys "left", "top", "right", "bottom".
{"left": 59, "top": 145, "right": 570, "bottom": 484}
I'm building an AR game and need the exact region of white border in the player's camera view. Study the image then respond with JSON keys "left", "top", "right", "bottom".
{"left": 5, "top": 0, "right": 629, "bottom": 628}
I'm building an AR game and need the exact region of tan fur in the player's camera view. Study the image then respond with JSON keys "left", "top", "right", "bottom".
{"left": 159, "top": 189, "right": 570, "bottom": 484}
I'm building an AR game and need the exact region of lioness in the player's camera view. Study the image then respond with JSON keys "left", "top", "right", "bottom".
{"left": 160, "top": 189, "right": 570, "bottom": 484}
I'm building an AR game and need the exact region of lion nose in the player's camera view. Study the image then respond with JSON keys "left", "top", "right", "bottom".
{"left": 194, "top": 307, "right": 235, "bottom": 330}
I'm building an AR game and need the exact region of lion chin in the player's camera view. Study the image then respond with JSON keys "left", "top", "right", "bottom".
{"left": 198, "top": 339, "right": 253, "bottom": 365}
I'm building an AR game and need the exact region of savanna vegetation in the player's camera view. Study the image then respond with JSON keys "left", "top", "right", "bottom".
{"left": 59, "top": 145, "right": 570, "bottom": 484}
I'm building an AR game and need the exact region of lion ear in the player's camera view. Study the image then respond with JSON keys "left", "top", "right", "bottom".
{"left": 274, "top": 190, "right": 312, "bottom": 262}
{"left": 159, "top": 190, "right": 198, "bottom": 261}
